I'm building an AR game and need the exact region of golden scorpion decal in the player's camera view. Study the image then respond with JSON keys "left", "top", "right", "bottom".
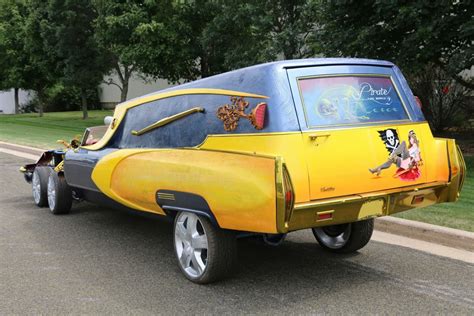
{"left": 216, "top": 96, "right": 267, "bottom": 131}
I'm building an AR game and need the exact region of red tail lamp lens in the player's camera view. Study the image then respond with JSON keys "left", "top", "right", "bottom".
{"left": 317, "top": 213, "right": 333, "bottom": 221}
{"left": 282, "top": 165, "right": 295, "bottom": 220}
{"left": 285, "top": 190, "right": 293, "bottom": 209}
{"left": 252, "top": 103, "right": 267, "bottom": 130}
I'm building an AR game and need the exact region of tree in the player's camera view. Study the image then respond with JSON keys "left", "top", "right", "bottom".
{"left": 408, "top": 64, "right": 473, "bottom": 132}
{"left": 171, "top": 0, "right": 264, "bottom": 79}
{"left": 251, "top": 0, "right": 319, "bottom": 60}
{"left": 22, "top": 0, "right": 61, "bottom": 117}
{"left": 0, "top": 0, "right": 31, "bottom": 113}
{"left": 312, "top": 0, "right": 474, "bottom": 89}
{"left": 94, "top": 0, "right": 149, "bottom": 102}
{"left": 45, "top": 0, "right": 110, "bottom": 119}
{"left": 133, "top": 0, "right": 319, "bottom": 82}
{"left": 125, "top": 0, "right": 196, "bottom": 82}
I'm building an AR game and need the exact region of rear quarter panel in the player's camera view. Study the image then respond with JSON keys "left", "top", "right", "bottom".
{"left": 91, "top": 148, "right": 279, "bottom": 233}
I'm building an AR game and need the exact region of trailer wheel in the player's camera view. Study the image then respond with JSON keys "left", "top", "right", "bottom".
{"left": 312, "top": 219, "right": 374, "bottom": 253}
{"left": 47, "top": 172, "right": 72, "bottom": 215}
{"left": 32, "top": 166, "right": 51, "bottom": 207}
{"left": 173, "top": 211, "right": 236, "bottom": 284}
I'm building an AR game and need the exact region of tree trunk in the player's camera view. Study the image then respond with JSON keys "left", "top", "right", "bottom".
{"left": 115, "top": 63, "right": 133, "bottom": 102}
{"left": 200, "top": 55, "right": 210, "bottom": 78}
{"left": 38, "top": 95, "right": 44, "bottom": 117}
{"left": 38, "top": 103, "right": 43, "bottom": 117}
{"left": 120, "top": 76, "right": 129, "bottom": 102}
{"left": 36, "top": 89, "right": 45, "bottom": 117}
{"left": 81, "top": 89, "right": 88, "bottom": 120}
{"left": 14, "top": 88, "right": 19, "bottom": 114}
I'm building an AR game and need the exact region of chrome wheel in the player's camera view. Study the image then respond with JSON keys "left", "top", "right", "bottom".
{"left": 312, "top": 224, "right": 351, "bottom": 249}
{"left": 174, "top": 212, "right": 209, "bottom": 279}
{"left": 47, "top": 175, "right": 56, "bottom": 211}
{"left": 32, "top": 171, "right": 41, "bottom": 204}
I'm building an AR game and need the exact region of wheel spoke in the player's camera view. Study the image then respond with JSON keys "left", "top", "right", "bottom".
{"left": 186, "top": 214, "right": 198, "bottom": 235}
{"left": 175, "top": 222, "right": 187, "bottom": 240}
{"left": 335, "top": 235, "right": 345, "bottom": 246}
{"left": 191, "top": 251, "right": 206, "bottom": 275}
{"left": 179, "top": 249, "right": 191, "bottom": 268}
{"left": 191, "top": 234, "right": 208, "bottom": 250}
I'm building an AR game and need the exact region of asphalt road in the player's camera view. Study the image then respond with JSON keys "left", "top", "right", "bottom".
{"left": 0, "top": 152, "right": 473, "bottom": 315}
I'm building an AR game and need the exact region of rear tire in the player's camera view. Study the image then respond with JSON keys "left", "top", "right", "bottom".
{"left": 173, "top": 212, "right": 236, "bottom": 284}
{"left": 47, "top": 172, "right": 72, "bottom": 215}
{"left": 262, "top": 233, "right": 287, "bottom": 246}
{"left": 312, "top": 219, "right": 374, "bottom": 253}
{"left": 32, "top": 166, "right": 51, "bottom": 207}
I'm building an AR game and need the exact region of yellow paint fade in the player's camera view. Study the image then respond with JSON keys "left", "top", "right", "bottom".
{"left": 91, "top": 148, "right": 278, "bottom": 233}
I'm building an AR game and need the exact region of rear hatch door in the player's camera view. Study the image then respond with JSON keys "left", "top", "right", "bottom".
{"left": 287, "top": 64, "right": 427, "bottom": 200}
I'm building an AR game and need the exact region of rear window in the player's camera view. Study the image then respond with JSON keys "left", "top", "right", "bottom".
{"left": 297, "top": 75, "right": 409, "bottom": 127}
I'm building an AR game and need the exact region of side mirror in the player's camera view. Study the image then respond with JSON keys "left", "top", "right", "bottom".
{"left": 104, "top": 116, "right": 113, "bottom": 126}
{"left": 414, "top": 96, "right": 422, "bottom": 109}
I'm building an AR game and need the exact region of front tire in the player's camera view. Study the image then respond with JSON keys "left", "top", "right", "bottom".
{"left": 47, "top": 172, "right": 72, "bottom": 215}
{"left": 312, "top": 219, "right": 374, "bottom": 253}
{"left": 32, "top": 166, "right": 51, "bottom": 207}
{"left": 173, "top": 212, "right": 236, "bottom": 284}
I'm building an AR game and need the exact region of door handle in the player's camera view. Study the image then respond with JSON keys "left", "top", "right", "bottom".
{"left": 308, "top": 134, "right": 330, "bottom": 146}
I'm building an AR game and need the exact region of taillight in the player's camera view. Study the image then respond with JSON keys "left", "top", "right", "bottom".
{"left": 283, "top": 165, "right": 295, "bottom": 220}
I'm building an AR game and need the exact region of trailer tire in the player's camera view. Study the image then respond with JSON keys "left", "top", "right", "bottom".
{"left": 32, "top": 166, "right": 51, "bottom": 207}
{"left": 47, "top": 172, "right": 72, "bottom": 215}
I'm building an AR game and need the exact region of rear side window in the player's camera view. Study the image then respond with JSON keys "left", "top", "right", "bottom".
{"left": 297, "top": 75, "right": 409, "bottom": 127}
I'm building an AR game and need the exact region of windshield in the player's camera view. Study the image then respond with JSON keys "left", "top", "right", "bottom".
{"left": 297, "top": 75, "right": 409, "bottom": 127}
{"left": 81, "top": 125, "right": 108, "bottom": 146}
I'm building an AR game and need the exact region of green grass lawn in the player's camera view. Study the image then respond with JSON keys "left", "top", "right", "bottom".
{"left": 0, "top": 110, "right": 113, "bottom": 148}
{"left": 394, "top": 155, "right": 473, "bottom": 232}
{"left": 1, "top": 110, "right": 473, "bottom": 231}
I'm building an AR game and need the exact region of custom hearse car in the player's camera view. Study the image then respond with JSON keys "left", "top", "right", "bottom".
{"left": 21, "top": 59, "right": 466, "bottom": 283}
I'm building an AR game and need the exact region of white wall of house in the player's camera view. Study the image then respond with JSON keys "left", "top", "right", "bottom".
{"left": 98, "top": 72, "right": 174, "bottom": 108}
{"left": 0, "top": 89, "right": 34, "bottom": 114}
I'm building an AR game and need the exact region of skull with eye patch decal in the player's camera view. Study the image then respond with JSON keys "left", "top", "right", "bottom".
{"left": 378, "top": 128, "right": 400, "bottom": 154}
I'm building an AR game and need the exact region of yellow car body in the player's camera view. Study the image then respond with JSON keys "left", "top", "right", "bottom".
{"left": 87, "top": 123, "right": 465, "bottom": 234}
{"left": 74, "top": 59, "right": 465, "bottom": 235}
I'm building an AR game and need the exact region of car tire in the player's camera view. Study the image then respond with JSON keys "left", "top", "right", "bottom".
{"left": 32, "top": 166, "right": 52, "bottom": 207}
{"left": 47, "top": 172, "right": 72, "bottom": 215}
{"left": 173, "top": 211, "right": 236, "bottom": 284}
{"left": 312, "top": 219, "right": 374, "bottom": 253}
{"left": 262, "top": 233, "right": 287, "bottom": 246}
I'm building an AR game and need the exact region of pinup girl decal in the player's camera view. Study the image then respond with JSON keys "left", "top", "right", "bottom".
{"left": 369, "top": 130, "right": 422, "bottom": 181}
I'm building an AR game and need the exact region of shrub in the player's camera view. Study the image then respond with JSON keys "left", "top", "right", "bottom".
{"left": 20, "top": 84, "right": 101, "bottom": 113}
{"left": 407, "top": 65, "right": 473, "bottom": 133}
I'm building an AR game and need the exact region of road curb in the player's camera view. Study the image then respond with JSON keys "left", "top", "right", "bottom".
{"left": 375, "top": 217, "right": 474, "bottom": 252}
{"left": 0, "top": 141, "right": 45, "bottom": 155}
